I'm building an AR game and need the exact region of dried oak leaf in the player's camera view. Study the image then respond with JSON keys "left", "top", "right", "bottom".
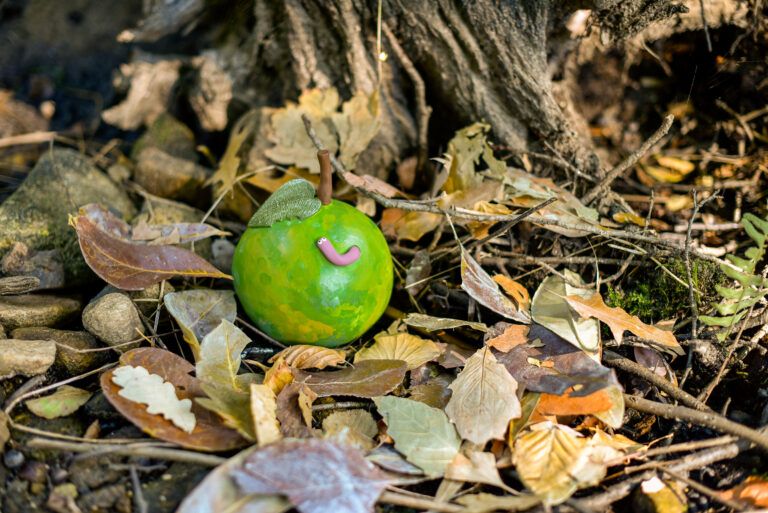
{"left": 70, "top": 214, "right": 230, "bottom": 291}
{"left": 101, "top": 347, "right": 248, "bottom": 451}
{"left": 354, "top": 333, "right": 442, "bottom": 370}
{"left": 293, "top": 359, "right": 407, "bottom": 398}
{"left": 232, "top": 438, "right": 391, "bottom": 513}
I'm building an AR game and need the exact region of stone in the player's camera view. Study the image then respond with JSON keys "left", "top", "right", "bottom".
{"left": 1, "top": 242, "right": 65, "bottom": 290}
{"left": 81, "top": 293, "right": 144, "bottom": 351}
{"left": 0, "top": 149, "right": 136, "bottom": 285}
{"left": 0, "top": 339, "right": 56, "bottom": 379}
{"left": 134, "top": 147, "right": 210, "bottom": 201}
{"left": 12, "top": 327, "right": 108, "bottom": 375}
{"left": 0, "top": 295, "right": 81, "bottom": 330}
{"left": 96, "top": 282, "right": 175, "bottom": 317}
{"left": 130, "top": 113, "right": 197, "bottom": 161}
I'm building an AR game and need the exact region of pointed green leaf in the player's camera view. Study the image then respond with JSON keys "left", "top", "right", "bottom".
{"left": 247, "top": 179, "right": 321, "bottom": 227}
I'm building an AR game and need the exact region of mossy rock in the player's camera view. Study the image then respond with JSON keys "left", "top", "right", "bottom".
{"left": 131, "top": 113, "right": 197, "bottom": 161}
{"left": 0, "top": 149, "right": 136, "bottom": 285}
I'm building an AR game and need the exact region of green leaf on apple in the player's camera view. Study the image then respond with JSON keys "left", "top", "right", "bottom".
{"left": 248, "top": 179, "right": 321, "bottom": 228}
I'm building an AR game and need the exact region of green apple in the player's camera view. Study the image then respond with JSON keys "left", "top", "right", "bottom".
{"left": 232, "top": 180, "right": 392, "bottom": 347}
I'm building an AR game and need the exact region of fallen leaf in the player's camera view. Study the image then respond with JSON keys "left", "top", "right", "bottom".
{"left": 537, "top": 388, "right": 614, "bottom": 417}
{"left": 246, "top": 166, "right": 320, "bottom": 194}
{"left": 164, "top": 289, "right": 237, "bottom": 361}
{"left": 442, "top": 123, "right": 505, "bottom": 194}
{"left": 269, "top": 345, "right": 346, "bottom": 370}
{"left": 196, "top": 382, "right": 254, "bottom": 441}
{"left": 354, "top": 333, "right": 442, "bottom": 370}
{"left": 508, "top": 392, "right": 544, "bottom": 441}
{"left": 0, "top": 339, "right": 56, "bottom": 379}
{"left": 404, "top": 313, "right": 488, "bottom": 332}
{"left": 322, "top": 409, "right": 378, "bottom": 451}
{"left": 333, "top": 90, "right": 381, "bottom": 170}
{"left": 634, "top": 346, "right": 677, "bottom": 385}
{"left": 445, "top": 347, "right": 521, "bottom": 444}
{"left": 131, "top": 220, "right": 228, "bottom": 245}
{"left": 343, "top": 171, "right": 403, "bottom": 198}
{"left": 233, "top": 439, "right": 391, "bottom": 513}
{"left": 445, "top": 451, "right": 511, "bottom": 491}
{"left": 719, "top": 476, "right": 768, "bottom": 507}
{"left": 294, "top": 360, "right": 407, "bottom": 398}
{"left": 374, "top": 395, "right": 461, "bottom": 477}
{"left": 405, "top": 250, "right": 431, "bottom": 297}
{"left": 461, "top": 248, "right": 530, "bottom": 323}
{"left": 495, "top": 323, "right": 624, "bottom": 428}
{"left": 409, "top": 375, "right": 454, "bottom": 409}
{"left": 81, "top": 203, "right": 132, "bottom": 239}
{"left": 250, "top": 383, "right": 281, "bottom": 446}
{"left": 380, "top": 208, "right": 442, "bottom": 242}
{"left": 112, "top": 365, "right": 197, "bottom": 433}
{"left": 492, "top": 275, "right": 531, "bottom": 311}
{"left": 197, "top": 320, "right": 258, "bottom": 393}
{"left": 486, "top": 324, "right": 530, "bottom": 352}
{"left": 565, "top": 293, "right": 683, "bottom": 356}
{"left": 456, "top": 493, "right": 540, "bottom": 513}
{"left": 275, "top": 382, "right": 315, "bottom": 439}
{"left": 70, "top": 214, "right": 230, "bottom": 291}
{"left": 101, "top": 348, "right": 248, "bottom": 451}
{"left": 25, "top": 386, "right": 92, "bottom": 420}
{"left": 366, "top": 444, "right": 424, "bottom": 476}
{"left": 263, "top": 355, "right": 294, "bottom": 396}
{"left": 177, "top": 444, "right": 290, "bottom": 513}
{"left": 638, "top": 476, "right": 687, "bottom": 513}
{"left": 466, "top": 201, "right": 513, "bottom": 239}
{"left": 530, "top": 271, "right": 600, "bottom": 359}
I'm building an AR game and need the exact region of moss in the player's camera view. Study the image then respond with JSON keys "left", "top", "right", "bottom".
{"left": 606, "top": 258, "right": 725, "bottom": 324}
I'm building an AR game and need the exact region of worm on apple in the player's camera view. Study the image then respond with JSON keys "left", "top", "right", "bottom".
{"left": 316, "top": 237, "right": 361, "bottom": 266}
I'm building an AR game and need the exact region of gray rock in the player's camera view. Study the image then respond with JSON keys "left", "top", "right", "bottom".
{"left": 12, "top": 327, "right": 108, "bottom": 375}
{"left": 0, "top": 295, "right": 82, "bottom": 330}
{"left": 131, "top": 113, "right": 197, "bottom": 161}
{"left": 82, "top": 293, "right": 144, "bottom": 351}
{"left": 1, "top": 242, "right": 65, "bottom": 290}
{"left": 134, "top": 147, "right": 210, "bottom": 201}
{"left": 0, "top": 149, "right": 136, "bottom": 285}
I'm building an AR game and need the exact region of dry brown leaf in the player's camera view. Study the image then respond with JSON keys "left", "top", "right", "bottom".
{"left": 565, "top": 293, "right": 683, "bottom": 355}
{"left": 250, "top": 383, "right": 281, "bottom": 446}
{"left": 445, "top": 347, "right": 521, "bottom": 445}
{"left": 354, "top": 332, "right": 442, "bottom": 370}
{"left": 719, "top": 476, "right": 768, "bottom": 507}
{"left": 486, "top": 324, "right": 529, "bottom": 352}
{"left": 537, "top": 388, "right": 614, "bottom": 417}
{"left": 492, "top": 275, "right": 531, "bottom": 311}
{"left": 269, "top": 345, "right": 347, "bottom": 370}
{"left": 343, "top": 172, "right": 404, "bottom": 199}
{"left": 263, "top": 355, "right": 294, "bottom": 396}
{"left": 246, "top": 166, "right": 319, "bottom": 194}
{"left": 380, "top": 208, "right": 442, "bottom": 242}
{"left": 462, "top": 248, "right": 529, "bottom": 323}
{"left": 445, "top": 451, "right": 512, "bottom": 492}
{"left": 275, "top": 383, "right": 315, "bottom": 439}
{"left": 294, "top": 360, "right": 407, "bottom": 398}
{"left": 101, "top": 348, "right": 248, "bottom": 451}
{"left": 70, "top": 214, "right": 230, "bottom": 291}
{"left": 322, "top": 409, "right": 378, "bottom": 451}
{"left": 466, "top": 201, "right": 513, "bottom": 239}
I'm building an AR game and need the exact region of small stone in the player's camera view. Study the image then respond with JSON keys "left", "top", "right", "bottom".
{"left": 106, "top": 163, "right": 131, "bottom": 183}
{"left": 0, "top": 295, "right": 81, "bottom": 330}
{"left": 1, "top": 242, "right": 65, "bottom": 290}
{"left": 82, "top": 293, "right": 144, "bottom": 351}
{"left": 46, "top": 483, "right": 78, "bottom": 513}
{"left": 130, "top": 112, "right": 196, "bottom": 161}
{"left": 12, "top": 327, "right": 107, "bottom": 375}
{"left": 0, "top": 340, "right": 56, "bottom": 379}
{"left": 19, "top": 461, "right": 48, "bottom": 484}
{"left": 4, "top": 449, "right": 24, "bottom": 469}
{"left": 212, "top": 238, "right": 235, "bottom": 274}
{"left": 134, "top": 147, "right": 210, "bottom": 201}
{"left": 94, "top": 282, "right": 175, "bottom": 317}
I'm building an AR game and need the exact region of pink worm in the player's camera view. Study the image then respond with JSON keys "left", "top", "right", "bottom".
{"left": 316, "top": 237, "right": 361, "bottom": 266}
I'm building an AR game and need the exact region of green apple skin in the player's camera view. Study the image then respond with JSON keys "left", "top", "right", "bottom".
{"left": 232, "top": 200, "right": 393, "bottom": 347}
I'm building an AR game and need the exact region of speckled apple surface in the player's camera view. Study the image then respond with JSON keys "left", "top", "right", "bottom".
{"left": 232, "top": 200, "right": 393, "bottom": 347}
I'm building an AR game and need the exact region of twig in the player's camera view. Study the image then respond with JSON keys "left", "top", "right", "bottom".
{"left": 27, "top": 438, "right": 226, "bottom": 467}
{"left": 603, "top": 352, "right": 711, "bottom": 412}
{"left": 382, "top": 23, "right": 432, "bottom": 178}
{"left": 623, "top": 394, "right": 768, "bottom": 452}
{"left": 698, "top": 0, "right": 713, "bottom": 52}
{"left": 656, "top": 466, "right": 745, "bottom": 511}
{"left": 0, "top": 131, "right": 57, "bottom": 149}
{"left": 312, "top": 401, "right": 369, "bottom": 412}
{"left": 130, "top": 465, "right": 149, "bottom": 513}
{"left": 379, "top": 491, "right": 464, "bottom": 513}
{"left": 582, "top": 115, "right": 674, "bottom": 204}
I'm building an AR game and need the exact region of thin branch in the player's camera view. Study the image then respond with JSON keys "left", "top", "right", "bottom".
{"left": 603, "top": 352, "right": 711, "bottom": 412}
{"left": 656, "top": 466, "right": 745, "bottom": 511}
{"left": 582, "top": 115, "right": 674, "bottom": 204}
{"left": 623, "top": 394, "right": 768, "bottom": 453}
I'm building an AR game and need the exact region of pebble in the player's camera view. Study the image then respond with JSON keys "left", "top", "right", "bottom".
{"left": 4, "top": 450, "right": 24, "bottom": 469}
{"left": 0, "top": 294, "right": 81, "bottom": 330}
{"left": 12, "top": 327, "right": 107, "bottom": 374}
{"left": 82, "top": 293, "right": 144, "bottom": 352}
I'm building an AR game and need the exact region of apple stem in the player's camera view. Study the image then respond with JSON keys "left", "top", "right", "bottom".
{"left": 317, "top": 150, "right": 333, "bottom": 205}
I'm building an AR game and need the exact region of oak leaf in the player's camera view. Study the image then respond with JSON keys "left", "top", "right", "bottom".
{"left": 354, "top": 332, "right": 442, "bottom": 370}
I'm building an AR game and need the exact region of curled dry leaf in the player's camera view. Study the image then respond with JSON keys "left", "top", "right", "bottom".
{"left": 269, "top": 345, "right": 346, "bottom": 370}
{"left": 131, "top": 220, "right": 229, "bottom": 245}
{"left": 354, "top": 333, "right": 442, "bottom": 370}
{"left": 177, "top": 444, "right": 290, "bottom": 513}
{"left": 404, "top": 313, "right": 488, "bottom": 332}
{"left": 343, "top": 171, "right": 404, "bottom": 199}
{"left": 197, "top": 320, "right": 257, "bottom": 393}
{"left": 263, "top": 355, "right": 294, "bottom": 396}
{"left": 294, "top": 359, "right": 407, "bottom": 398}
{"left": 25, "top": 385, "right": 92, "bottom": 420}
{"left": 250, "top": 383, "right": 281, "bottom": 446}
{"left": 112, "top": 365, "right": 196, "bottom": 433}
{"left": 322, "top": 409, "right": 378, "bottom": 451}
{"left": 445, "top": 451, "right": 512, "bottom": 492}
{"left": 530, "top": 270, "right": 599, "bottom": 360}
{"left": 164, "top": 289, "right": 237, "bottom": 360}
{"left": 101, "top": 348, "right": 248, "bottom": 451}
{"left": 492, "top": 274, "right": 530, "bottom": 312}
{"left": 374, "top": 395, "right": 460, "bottom": 477}
{"left": 565, "top": 293, "right": 684, "bottom": 356}
{"left": 461, "top": 248, "right": 530, "bottom": 323}
{"left": 275, "top": 382, "right": 315, "bottom": 439}
{"left": 445, "top": 347, "right": 521, "bottom": 445}
{"left": 232, "top": 438, "right": 391, "bottom": 513}
{"left": 380, "top": 208, "right": 442, "bottom": 242}
{"left": 486, "top": 324, "right": 529, "bottom": 352}
{"left": 70, "top": 214, "right": 230, "bottom": 291}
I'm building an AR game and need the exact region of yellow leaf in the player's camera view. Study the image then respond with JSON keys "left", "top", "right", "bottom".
{"left": 612, "top": 212, "right": 647, "bottom": 227}
{"left": 466, "top": 202, "right": 512, "bottom": 239}
{"left": 565, "top": 293, "right": 683, "bottom": 355}
{"left": 354, "top": 332, "right": 442, "bottom": 370}
{"left": 655, "top": 155, "right": 695, "bottom": 174}
{"left": 492, "top": 275, "right": 531, "bottom": 311}
{"left": 486, "top": 324, "right": 529, "bottom": 353}
{"left": 263, "top": 355, "right": 294, "bottom": 395}
{"left": 380, "top": 208, "right": 442, "bottom": 242}
{"left": 250, "top": 383, "right": 281, "bottom": 446}
{"left": 246, "top": 166, "right": 319, "bottom": 194}
{"left": 269, "top": 345, "right": 346, "bottom": 370}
